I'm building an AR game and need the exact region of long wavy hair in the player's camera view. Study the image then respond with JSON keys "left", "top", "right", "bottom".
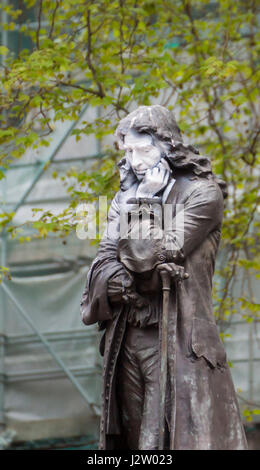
{"left": 115, "top": 105, "right": 227, "bottom": 198}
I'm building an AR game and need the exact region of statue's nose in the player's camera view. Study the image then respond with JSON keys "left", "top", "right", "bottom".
{"left": 132, "top": 150, "right": 145, "bottom": 171}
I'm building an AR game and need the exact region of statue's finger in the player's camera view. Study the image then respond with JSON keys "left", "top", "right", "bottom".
{"left": 176, "top": 272, "right": 189, "bottom": 282}
{"left": 157, "top": 263, "right": 172, "bottom": 272}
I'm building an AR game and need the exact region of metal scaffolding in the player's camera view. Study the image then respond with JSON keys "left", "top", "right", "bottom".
{"left": 0, "top": 100, "right": 103, "bottom": 441}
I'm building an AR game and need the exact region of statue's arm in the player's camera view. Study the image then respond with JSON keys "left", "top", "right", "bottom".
{"left": 162, "top": 181, "right": 224, "bottom": 263}
{"left": 80, "top": 192, "right": 144, "bottom": 325}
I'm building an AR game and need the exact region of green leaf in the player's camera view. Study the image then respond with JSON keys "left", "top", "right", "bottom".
{"left": 0, "top": 46, "right": 9, "bottom": 55}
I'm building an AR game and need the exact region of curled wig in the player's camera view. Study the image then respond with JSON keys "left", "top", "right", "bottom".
{"left": 115, "top": 105, "right": 227, "bottom": 198}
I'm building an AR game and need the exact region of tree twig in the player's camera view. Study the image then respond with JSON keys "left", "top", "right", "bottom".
{"left": 49, "top": 0, "right": 60, "bottom": 40}
{"left": 36, "top": 0, "right": 43, "bottom": 49}
{"left": 86, "top": 9, "right": 105, "bottom": 98}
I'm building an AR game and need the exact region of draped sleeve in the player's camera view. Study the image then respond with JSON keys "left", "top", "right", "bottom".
{"left": 80, "top": 191, "right": 130, "bottom": 325}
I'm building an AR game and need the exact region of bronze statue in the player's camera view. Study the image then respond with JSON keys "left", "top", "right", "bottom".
{"left": 80, "top": 105, "right": 247, "bottom": 450}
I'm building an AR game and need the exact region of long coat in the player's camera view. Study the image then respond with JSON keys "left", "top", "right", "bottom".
{"left": 80, "top": 170, "right": 248, "bottom": 450}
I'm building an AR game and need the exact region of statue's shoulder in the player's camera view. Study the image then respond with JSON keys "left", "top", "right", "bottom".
{"left": 112, "top": 190, "right": 121, "bottom": 204}
{"left": 112, "top": 189, "right": 126, "bottom": 208}
{"left": 114, "top": 183, "right": 138, "bottom": 207}
{"left": 170, "top": 173, "right": 223, "bottom": 204}
{"left": 187, "top": 177, "right": 224, "bottom": 210}
{"left": 109, "top": 188, "right": 131, "bottom": 216}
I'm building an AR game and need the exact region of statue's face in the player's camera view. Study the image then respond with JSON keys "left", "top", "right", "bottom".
{"left": 124, "top": 129, "right": 161, "bottom": 180}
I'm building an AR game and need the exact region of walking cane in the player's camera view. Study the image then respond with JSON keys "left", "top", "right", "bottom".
{"left": 158, "top": 268, "right": 171, "bottom": 450}
{"left": 158, "top": 266, "right": 188, "bottom": 450}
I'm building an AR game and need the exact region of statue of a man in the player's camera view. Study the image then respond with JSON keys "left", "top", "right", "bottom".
{"left": 80, "top": 105, "right": 247, "bottom": 450}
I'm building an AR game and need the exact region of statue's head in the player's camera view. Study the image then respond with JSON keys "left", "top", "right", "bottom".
{"left": 115, "top": 104, "right": 227, "bottom": 198}
{"left": 115, "top": 105, "right": 183, "bottom": 181}
{"left": 115, "top": 105, "right": 183, "bottom": 148}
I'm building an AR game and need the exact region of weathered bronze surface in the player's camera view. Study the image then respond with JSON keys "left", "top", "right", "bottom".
{"left": 80, "top": 105, "right": 248, "bottom": 450}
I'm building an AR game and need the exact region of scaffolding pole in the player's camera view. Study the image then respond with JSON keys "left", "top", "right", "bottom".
{"left": 0, "top": 152, "right": 105, "bottom": 171}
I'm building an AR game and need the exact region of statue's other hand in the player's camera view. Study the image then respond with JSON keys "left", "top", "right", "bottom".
{"left": 107, "top": 272, "right": 132, "bottom": 304}
{"left": 124, "top": 290, "right": 149, "bottom": 308}
{"left": 107, "top": 273, "right": 148, "bottom": 308}
{"left": 156, "top": 262, "right": 189, "bottom": 282}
